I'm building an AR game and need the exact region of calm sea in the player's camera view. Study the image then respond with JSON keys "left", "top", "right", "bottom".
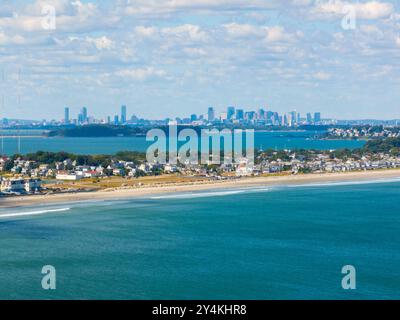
{"left": 0, "top": 131, "right": 365, "bottom": 155}
{"left": 0, "top": 179, "right": 399, "bottom": 299}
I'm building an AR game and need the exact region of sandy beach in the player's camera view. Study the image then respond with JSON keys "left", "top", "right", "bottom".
{"left": 1, "top": 169, "right": 400, "bottom": 209}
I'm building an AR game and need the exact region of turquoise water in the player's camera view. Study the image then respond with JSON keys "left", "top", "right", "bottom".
{"left": 0, "top": 179, "right": 399, "bottom": 299}
{"left": 0, "top": 131, "right": 365, "bottom": 155}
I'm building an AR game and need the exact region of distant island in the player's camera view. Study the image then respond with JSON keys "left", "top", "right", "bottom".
{"left": 45, "top": 124, "right": 331, "bottom": 138}
{"left": 46, "top": 125, "right": 149, "bottom": 137}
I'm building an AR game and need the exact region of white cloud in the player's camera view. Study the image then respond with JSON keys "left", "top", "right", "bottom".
{"left": 224, "top": 23, "right": 262, "bottom": 37}
{"left": 312, "top": 71, "right": 331, "bottom": 80}
{"left": 224, "top": 23, "right": 300, "bottom": 43}
{"left": 134, "top": 26, "right": 158, "bottom": 38}
{"left": 0, "top": 32, "right": 27, "bottom": 46}
{"left": 310, "top": 0, "right": 394, "bottom": 20}
{"left": 161, "top": 24, "right": 208, "bottom": 42}
{"left": 0, "top": 0, "right": 115, "bottom": 33}
{"left": 86, "top": 36, "right": 114, "bottom": 50}
{"left": 122, "top": 0, "right": 283, "bottom": 16}
{"left": 183, "top": 47, "right": 208, "bottom": 56}
{"left": 115, "top": 67, "right": 167, "bottom": 80}
{"left": 133, "top": 24, "right": 209, "bottom": 47}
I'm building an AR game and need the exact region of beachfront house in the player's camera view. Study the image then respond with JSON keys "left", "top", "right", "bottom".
{"left": 1, "top": 178, "right": 42, "bottom": 194}
{"left": 1, "top": 178, "right": 25, "bottom": 193}
{"left": 25, "top": 179, "right": 42, "bottom": 193}
{"left": 236, "top": 159, "right": 254, "bottom": 176}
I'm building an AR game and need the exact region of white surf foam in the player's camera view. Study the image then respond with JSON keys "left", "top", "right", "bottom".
{"left": 151, "top": 189, "right": 247, "bottom": 199}
{"left": 287, "top": 177, "right": 400, "bottom": 188}
{"left": 150, "top": 177, "right": 400, "bottom": 200}
{"left": 0, "top": 207, "right": 70, "bottom": 219}
{"left": 150, "top": 186, "right": 276, "bottom": 199}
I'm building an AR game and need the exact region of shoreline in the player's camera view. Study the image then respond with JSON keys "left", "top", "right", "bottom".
{"left": 1, "top": 169, "right": 400, "bottom": 209}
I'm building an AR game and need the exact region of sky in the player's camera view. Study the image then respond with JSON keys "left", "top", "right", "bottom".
{"left": 0, "top": 0, "right": 400, "bottom": 120}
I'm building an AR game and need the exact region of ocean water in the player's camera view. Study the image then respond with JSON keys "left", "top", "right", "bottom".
{"left": 0, "top": 131, "right": 365, "bottom": 155}
{"left": 0, "top": 179, "right": 399, "bottom": 300}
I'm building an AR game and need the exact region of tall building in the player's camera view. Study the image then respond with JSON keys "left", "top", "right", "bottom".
{"left": 235, "top": 109, "right": 244, "bottom": 120}
{"left": 314, "top": 112, "right": 321, "bottom": 124}
{"left": 257, "top": 108, "right": 265, "bottom": 120}
{"left": 79, "top": 107, "right": 88, "bottom": 124}
{"left": 227, "top": 106, "right": 235, "bottom": 120}
{"left": 207, "top": 107, "right": 215, "bottom": 122}
{"left": 290, "top": 110, "right": 297, "bottom": 125}
{"left": 114, "top": 115, "right": 119, "bottom": 125}
{"left": 121, "top": 105, "right": 127, "bottom": 124}
{"left": 287, "top": 113, "right": 293, "bottom": 127}
{"left": 266, "top": 111, "right": 274, "bottom": 122}
{"left": 245, "top": 111, "right": 256, "bottom": 121}
{"left": 64, "top": 107, "right": 70, "bottom": 124}
{"left": 306, "top": 113, "right": 313, "bottom": 124}
{"left": 273, "top": 112, "right": 280, "bottom": 125}
{"left": 190, "top": 114, "right": 198, "bottom": 122}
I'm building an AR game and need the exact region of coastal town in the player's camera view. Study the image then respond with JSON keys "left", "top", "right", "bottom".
{"left": 327, "top": 126, "right": 400, "bottom": 139}
{"left": 1, "top": 134, "right": 399, "bottom": 196}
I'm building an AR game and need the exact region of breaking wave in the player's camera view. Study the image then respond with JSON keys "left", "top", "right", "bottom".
{"left": 0, "top": 207, "right": 70, "bottom": 219}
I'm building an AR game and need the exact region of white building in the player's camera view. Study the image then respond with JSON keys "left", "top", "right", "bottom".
{"left": 56, "top": 173, "right": 83, "bottom": 181}
{"left": 1, "top": 178, "right": 41, "bottom": 193}
{"left": 25, "top": 179, "right": 42, "bottom": 193}
{"left": 1, "top": 178, "right": 25, "bottom": 193}
{"left": 235, "top": 159, "right": 254, "bottom": 176}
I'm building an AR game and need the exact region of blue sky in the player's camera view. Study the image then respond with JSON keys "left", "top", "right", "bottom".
{"left": 0, "top": 0, "right": 400, "bottom": 120}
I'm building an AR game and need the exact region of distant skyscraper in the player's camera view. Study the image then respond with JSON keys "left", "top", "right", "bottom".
{"left": 107, "top": 116, "right": 111, "bottom": 124}
{"left": 80, "top": 107, "right": 88, "bottom": 123}
{"left": 121, "top": 105, "right": 127, "bottom": 124}
{"left": 314, "top": 112, "right": 321, "bottom": 123}
{"left": 272, "top": 112, "right": 279, "bottom": 125}
{"left": 190, "top": 114, "right": 197, "bottom": 122}
{"left": 306, "top": 113, "right": 313, "bottom": 124}
{"left": 114, "top": 115, "right": 119, "bottom": 125}
{"left": 64, "top": 107, "right": 70, "bottom": 124}
{"left": 245, "top": 111, "right": 256, "bottom": 121}
{"left": 235, "top": 109, "right": 244, "bottom": 120}
{"left": 290, "top": 110, "right": 297, "bottom": 125}
{"left": 257, "top": 108, "right": 265, "bottom": 120}
{"left": 288, "top": 113, "right": 294, "bottom": 127}
{"left": 266, "top": 111, "right": 274, "bottom": 122}
{"left": 227, "top": 106, "right": 235, "bottom": 120}
{"left": 207, "top": 107, "right": 215, "bottom": 122}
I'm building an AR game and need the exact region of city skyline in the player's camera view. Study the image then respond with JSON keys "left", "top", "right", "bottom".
{"left": 59, "top": 105, "right": 326, "bottom": 126}
{"left": 3, "top": 103, "right": 400, "bottom": 125}
{"left": 2, "top": 100, "right": 400, "bottom": 123}
{"left": 1, "top": 1, "right": 400, "bottom": 120}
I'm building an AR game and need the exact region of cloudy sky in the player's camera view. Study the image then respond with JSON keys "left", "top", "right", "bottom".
{"left": 0, "top": 0, "right": 400, "bottom": 120}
